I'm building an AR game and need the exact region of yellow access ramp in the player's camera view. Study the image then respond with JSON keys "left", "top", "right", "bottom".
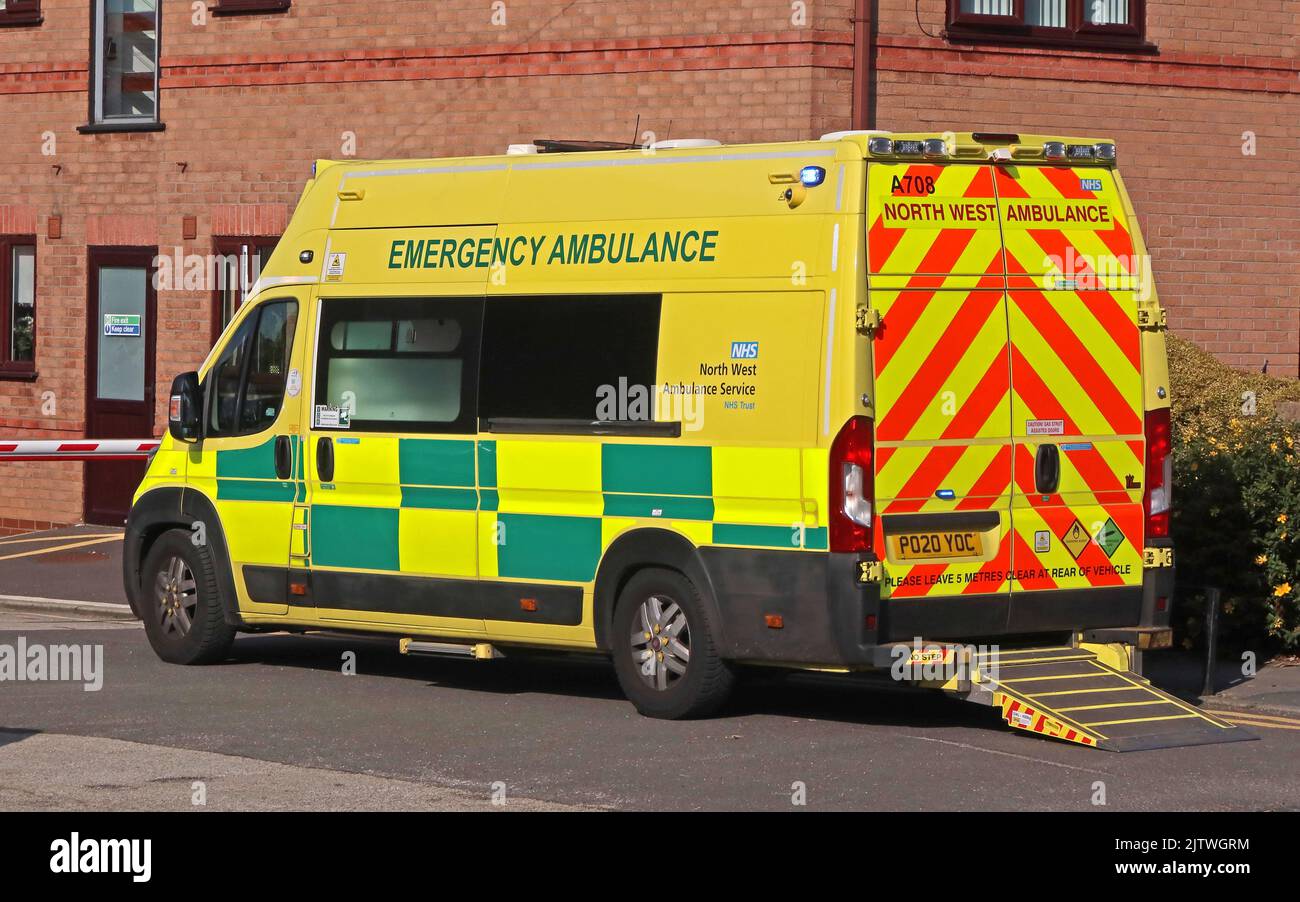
{"left": 975, "top": 647, "right": 1255, "bottom": 751}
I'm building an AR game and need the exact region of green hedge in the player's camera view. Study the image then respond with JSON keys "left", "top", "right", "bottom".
{"left": 1168, "top": 335, "right": 1300, "bottom": 653}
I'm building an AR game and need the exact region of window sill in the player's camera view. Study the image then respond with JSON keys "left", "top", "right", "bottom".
{"left": 943, "top": 28, "right": 1159, "bottom": 55}
{"left": 210, "top": 0, "right": 291, "bottom": 15}
{"left": 0, "top": 15, "right": 43, "bottom": 28}
{"left": 77, "top": 121, "right": 166, "bottom": 135}
{"left": 0, "top": 370, "right": 39, "bottom": 383}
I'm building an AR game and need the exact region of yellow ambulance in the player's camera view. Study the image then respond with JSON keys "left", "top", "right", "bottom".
{"left": 124, "top": 132, "right": 1249, "bottom": 750}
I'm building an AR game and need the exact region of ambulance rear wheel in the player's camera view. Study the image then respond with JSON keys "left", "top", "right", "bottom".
{"left": 612, "top": 568, "right": 735, "bottom": 719}
{"left": 140, "top": 529, "right": 235, "bottom": 665}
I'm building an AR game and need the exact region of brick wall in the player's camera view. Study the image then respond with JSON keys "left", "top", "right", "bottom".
{"left": 0, "top": 0, "right": 1293, "bottom": 529}
{"left": 870, "top": 1, "right": 1300, "bottom": 376}
{"left": 0, "top": 0, "right": 853, "bottom": 526}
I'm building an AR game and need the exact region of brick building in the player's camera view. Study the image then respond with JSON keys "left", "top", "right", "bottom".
{"left": 0, "top": 0, "right": 1295, "bottom": 530}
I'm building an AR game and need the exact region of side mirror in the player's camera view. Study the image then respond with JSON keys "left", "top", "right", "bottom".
{"left": 168, "top": 372, "right": 202, "bottom": 442}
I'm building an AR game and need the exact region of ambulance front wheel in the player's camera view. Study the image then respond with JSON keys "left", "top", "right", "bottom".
{"left": 139, "top": 528, "right": 235, "bottom": 665}
{"left": 612, "top": 567, "right": 736, "bottom": 719}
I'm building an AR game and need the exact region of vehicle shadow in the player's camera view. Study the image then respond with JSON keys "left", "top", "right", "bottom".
{"left": 227, "top": 631, "right": 988, "bottom": 734}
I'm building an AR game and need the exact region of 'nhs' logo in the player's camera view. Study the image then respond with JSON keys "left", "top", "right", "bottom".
{"left": 730, "top": 341, "right": 759, "bottom": 359}
{"left": 1079, "top": 178, "right": 1103, "bottom": 192}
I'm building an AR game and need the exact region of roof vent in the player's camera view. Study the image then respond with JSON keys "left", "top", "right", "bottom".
{"left": 649, "top": 138, "right": 722, "bottom": 150}
{"left": 533, "top": 139, "right": 637, "bottom": 153}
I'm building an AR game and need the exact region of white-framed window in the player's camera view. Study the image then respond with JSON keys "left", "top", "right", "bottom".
{"left": 90, "top": 0, "right": 159, "bottom": 126}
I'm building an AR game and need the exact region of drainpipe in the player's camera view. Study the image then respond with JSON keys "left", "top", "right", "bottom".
{"left": 852, "top": 0, "right": 876, "bottom": 130}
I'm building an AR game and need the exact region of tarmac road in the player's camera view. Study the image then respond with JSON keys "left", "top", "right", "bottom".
{"left": 1, "top": 608, "right": 1297, "bottom": 812}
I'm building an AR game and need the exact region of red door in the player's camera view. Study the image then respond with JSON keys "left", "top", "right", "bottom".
{"left": 85, "top": 247, "right": 157, "bottom": 526}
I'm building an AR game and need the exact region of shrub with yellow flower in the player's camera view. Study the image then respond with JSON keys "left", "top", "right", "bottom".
{"left": 1168, "top": 335, "right": 1300, "bottom": 652}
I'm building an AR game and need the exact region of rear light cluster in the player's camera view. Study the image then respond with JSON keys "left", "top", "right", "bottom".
{"left": 829, "top": 416, "right": 876, "bottom": 553}
{"left": 1143, "top": 408, "right": 1172, "bottom": 540}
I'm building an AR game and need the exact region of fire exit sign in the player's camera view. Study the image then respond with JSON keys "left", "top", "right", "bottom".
{"left": 104, "top": 314, "right": 142, "bottom": 337}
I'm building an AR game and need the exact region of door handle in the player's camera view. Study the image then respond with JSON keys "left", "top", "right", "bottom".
{"left": 1034, "top": 444, "right": 1061, "bottom": 495}
{"left": 316, "top": 436, "right": 334, "bottom": 483}
{"left": 274, "top": 435, "right": 292, "bottom": 481}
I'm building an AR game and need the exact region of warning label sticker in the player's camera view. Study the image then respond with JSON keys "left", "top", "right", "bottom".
{"left": 324, "top": 252, "right": 347, "bottom": 282}
{"left": 1096, "top": 517, "right": 1125, "bottom": 558}
{"left": 1061, "top": 519, "right": 1091, "bottom": 559}
{"left": 314, "top": 404, "right": 350, "bottom": 429}
{"left": 1026, "top": 419, "right": 1065, "bottom": 436}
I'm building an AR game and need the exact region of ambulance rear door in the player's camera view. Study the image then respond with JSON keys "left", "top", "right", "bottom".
{"left": 865, "top": 160, "right": 1015, "bottom": 631}
{"left": 992, "top": 162, "right": 1145, "bottom": 618}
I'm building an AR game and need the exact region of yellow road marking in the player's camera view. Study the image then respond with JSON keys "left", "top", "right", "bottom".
{"left": 1217, "top": 717, "right": 1300, "bottom": 732}
{"left": 1207, "top": 711, "right": 1300, "bottom": 731}
{"left": 0, "top": 533, "right": 120, "bottom": 546}
{"left": 0, "top": 535, "right": 123, "bottom": 562}
{"left": 1206, "top": 709, "right": 1300, "bottom": 726}
{"left": 1221, "top": 719, "right": 1300, "bottom": 732}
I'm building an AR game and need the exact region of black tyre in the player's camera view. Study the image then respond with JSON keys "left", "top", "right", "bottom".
{"left": 139, "top": 528, "right": 235, "bottom": 665}
{"left": 611, "top": 567, "right": 735, "bottom": 719}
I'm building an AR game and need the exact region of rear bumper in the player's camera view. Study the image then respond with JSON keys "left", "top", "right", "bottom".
{"left": 699, "top": 545, "right": 1172, "bottom": 668}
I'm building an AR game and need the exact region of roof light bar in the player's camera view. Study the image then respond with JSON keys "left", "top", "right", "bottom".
{"left": 867, "top": 136, "right": 893, "bottom": 155}
{"left": 1094, "top": 142, "right": 1117, "bottom": 161}
{"left": 892, "top": 140, "right": 925, "bottom": 156}
{"left": 1066, "top": 144, "right": 1096, "bottom": 159}
{"left": 1043, "top": 142, "right": 1067, "bottom": 162}
{"left": 923, "top": 138, "right": 948, "bottom": 159}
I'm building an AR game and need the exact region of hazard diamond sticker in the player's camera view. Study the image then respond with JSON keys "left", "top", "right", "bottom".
{"left": 1095, "top": 517, "right": 1124, "bottom": 558}
{"left": 1060, "top": 519, "right": 1090, "bottom": 559}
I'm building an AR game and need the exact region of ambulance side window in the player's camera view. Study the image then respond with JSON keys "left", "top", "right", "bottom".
{"left": 241, "top": 301, "right": 298, "bottom": 432}
{"left": 207, "top": 315, "right": 255, "bottom": 437}
{"left": 479, "top": 294, "right": 661, "bottom": 423}
{"left": 207, "top": 299, "right": 299, "bottom": 438}
{"left": 314, "top": 297, "right": 481, "bottom": 434}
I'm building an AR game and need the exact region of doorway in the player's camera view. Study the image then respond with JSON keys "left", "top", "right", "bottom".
{"left": 85, "top": 247, "right": 157, "bottom": 526}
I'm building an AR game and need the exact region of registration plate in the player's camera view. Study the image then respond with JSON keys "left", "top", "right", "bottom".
{"left": 890, "top": 530, "right": 983, "bottom": 561}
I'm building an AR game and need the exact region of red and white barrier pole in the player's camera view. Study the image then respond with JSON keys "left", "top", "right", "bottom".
{"left": 0, "top": 439, "right": 160, "bottom": 462}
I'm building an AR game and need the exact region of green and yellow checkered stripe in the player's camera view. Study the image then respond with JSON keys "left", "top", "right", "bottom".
{"left": 271, "top": 438, "right": 830, "bottom": 584}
